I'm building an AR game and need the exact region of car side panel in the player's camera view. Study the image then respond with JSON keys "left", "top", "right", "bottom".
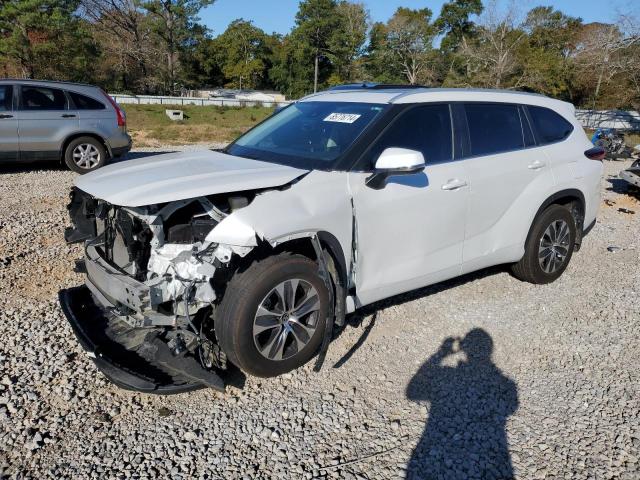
{"left": 0, "top": 85, "right": 18, "bottom": 161}
{"left": 17, "top": 110, "right": 80, "bottom": 161}
{"left": 67, "top": 86, "right": 131, "bottom": 155}
{"left": 0, "top": 115, "right": 19, "bottom": 161}
{"left": 348, "top": 162, "right": 468, "bottom": 307}
{"left": 544, "top": 127, "right": 603, "bottom": 228}
{"left": 460, "top": 144, "right": 559, "bottom": 274}
{"left": 16, "top": 84, "right": 79, "bottom": 161}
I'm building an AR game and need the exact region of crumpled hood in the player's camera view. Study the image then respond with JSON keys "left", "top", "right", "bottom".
{"left": 74, "top": 150, "right": 309, "bottom": 207}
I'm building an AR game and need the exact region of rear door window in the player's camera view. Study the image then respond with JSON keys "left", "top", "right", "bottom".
{"left": 21, "top": 86, "right": 67, "bottom": 110}
{"left": 0, "top": 86, "right": 13, "bottom": 111}
{"left": 464, "top": 103, "right": 524, "bottom": 156}
{"left": 527, "top": 105, "right": 573, "bottom": 144}
{"left": 69, "top": 92, "right": 106, "bottom": 110}
{"left": 367, "top": 104, "right": 453, "bottom": 165}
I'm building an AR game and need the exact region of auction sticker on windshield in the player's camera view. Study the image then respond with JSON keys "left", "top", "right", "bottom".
{"left": 323, "top": 113, "right": 362, "bottom": 123}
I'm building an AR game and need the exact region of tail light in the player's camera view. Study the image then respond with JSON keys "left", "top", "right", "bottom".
{"left": 100, "top": 90, "right": 126, "bottom": 130}
{"left": 584, "top": 147, "right": 605, "bottom": 161}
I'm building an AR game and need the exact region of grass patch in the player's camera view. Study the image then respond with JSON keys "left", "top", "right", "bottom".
{"left": 122, "top": 104, "right": 274, "bottom": 147}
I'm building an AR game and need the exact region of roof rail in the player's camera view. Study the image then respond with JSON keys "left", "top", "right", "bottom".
{"left": 0, "top": 78, "right": 96, "bottom": 88}
{"left": 328, "top": 83, "right": 427, "bottom": 91}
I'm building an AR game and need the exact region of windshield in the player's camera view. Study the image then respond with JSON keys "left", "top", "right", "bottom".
{"left": 226, "top": 101, "right": 386, "bottom": 169}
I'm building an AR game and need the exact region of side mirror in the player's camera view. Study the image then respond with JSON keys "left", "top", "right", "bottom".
{"left": 366, "top": 147, "right": 426, "bottom": 190}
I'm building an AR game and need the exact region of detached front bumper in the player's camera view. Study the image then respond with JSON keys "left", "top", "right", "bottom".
{"left": 59, "top": 286, "right": 225, "bottom": 394}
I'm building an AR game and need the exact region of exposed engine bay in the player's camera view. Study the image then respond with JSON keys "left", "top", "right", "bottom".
{"left": 62, "top": 187, "right": 261, "bottom": 392}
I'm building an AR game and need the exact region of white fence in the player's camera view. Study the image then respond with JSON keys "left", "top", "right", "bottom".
{"left": 575, "top": 109, "right": 640, "bottom": 131}
{"left": 109, "top": 93, "right": 290, "bottom": 109}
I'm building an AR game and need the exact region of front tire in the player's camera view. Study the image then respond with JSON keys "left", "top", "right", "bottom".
{"left": 64, "top": 136, "right": 107, "bottom": 174}
{"left": 215, "top": 253, "right": 330, "bottom": 377}
{"left": 512, "top": 204, "right": 577, "bottom": 284}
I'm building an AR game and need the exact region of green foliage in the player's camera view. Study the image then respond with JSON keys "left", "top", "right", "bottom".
{"left": 327, "top": 1, "right": 369, "bottom": 82}
{"left": 435, "top": 0, "right": 483, "bottom": 54}
{"left": 209, "top": 19, "right": 272, "bottom": 89}
{"left": 269, "top": 0, "right": 368, "bottom": 96}
{"left": 365, "top": 8, "right": 437, "bottom": 85}
{"left": 269, "top": 34, "right": 317, "bottom": 98}
{"left": 294, "top": 0, "right": 340, "bottom": 57}
{"left": 0, "top": 0, "right": 97, "bottom": 80}
{"left": 515, "top": 7, "right": 581, "bottom": 99}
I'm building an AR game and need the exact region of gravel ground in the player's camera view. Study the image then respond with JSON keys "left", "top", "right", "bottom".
{"left": 0, "top": 152, "right": 639, "bottom": 479}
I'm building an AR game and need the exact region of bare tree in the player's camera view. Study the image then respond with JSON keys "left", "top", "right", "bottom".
{"left": 80, "top": 0, "right": 161, "bottom": 91}
{"left": 328, "top": 1, "right": 369, "bottom": 82}
{"left": 384, "top": 8, "right": 437, "bottom": 85}
{"left": 458, "top": 0, "right": 526, "bottom": 88}
{"left": 573, "top": 12, "right": 640, "bottom": 108}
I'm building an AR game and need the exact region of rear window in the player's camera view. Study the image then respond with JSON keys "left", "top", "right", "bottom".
{"left": 21, "top": 86, "right": 67, "bottom": 110}
{"left": 69, "top": 92, "right": 106, "bottom": 110}
{"left": 528, "top": 106, "right": 573, "bottom": 144}
{"left": 465, "top": 103, "right": 524, "bottom": 156}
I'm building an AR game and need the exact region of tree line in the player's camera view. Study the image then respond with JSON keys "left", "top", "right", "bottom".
{"left": 0, "top": 0, "right": 638, "bottom": 109}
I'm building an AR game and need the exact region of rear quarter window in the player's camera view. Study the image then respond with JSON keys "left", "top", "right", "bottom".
{"left": 527, "top": 106, "right": 573, "bottom": 144}
{"left": 69, "top": 92, "right": 106, "bottom": 110}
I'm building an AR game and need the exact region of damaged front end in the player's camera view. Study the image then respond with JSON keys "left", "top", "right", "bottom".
{"left": 60, "top": 188, "right": 256, "bottom": 393}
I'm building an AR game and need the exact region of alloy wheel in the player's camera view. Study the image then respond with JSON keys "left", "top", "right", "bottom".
{"left": 253, "top": 278, "right": 321, "bottom": 361}
{"left": 72, "top": 143, "right": 101, "bottom": 169}
{"left": 538, "top": 219, "right": 571, "bottom": 274}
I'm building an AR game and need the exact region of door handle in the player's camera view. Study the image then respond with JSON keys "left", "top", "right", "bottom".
{"left": 527, "top": 161, "right": 546, "bottom": 170}
{"left": 61, "top": 114, "right": 76, "bottom": 118}
{"left": 0, "top": 114, "right": 13, "bottom": 119}
{"left": 441, "top": 179, "right": 468, "bottom": 191}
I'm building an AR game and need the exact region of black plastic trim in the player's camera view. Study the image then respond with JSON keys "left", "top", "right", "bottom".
{"left": 58, "top": 286, "right": 213, "bottom": 394}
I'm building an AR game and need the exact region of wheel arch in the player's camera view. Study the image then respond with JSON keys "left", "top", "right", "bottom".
{"left": 60, "top": 132, "right": 112, "bottom": 163}
{"left": 272, "top": 231, "right": 348, "bottom": 295}
{"left": 526, "top": 189, "right": 586, "bottom": 248}
{"left": 232, "top": 230, "right": 349, "bottom": 325}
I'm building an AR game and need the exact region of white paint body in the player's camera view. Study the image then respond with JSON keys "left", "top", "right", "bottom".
{"left": 76, "top": 88, "right": 603, "bottom": 310}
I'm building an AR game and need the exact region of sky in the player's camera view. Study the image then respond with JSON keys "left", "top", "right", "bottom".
{"left": 199, "top": 0, "right": 639, "bottom": 36}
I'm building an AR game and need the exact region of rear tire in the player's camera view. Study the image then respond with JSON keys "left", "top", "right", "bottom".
{"left": 215, "top": 253, "right": 330, "bottom": 377}
{"left": 64, "top": 136, "right": 107, "bottom": 174}
{"left": 512, "top": 204, "right": 577, "bottom": 284}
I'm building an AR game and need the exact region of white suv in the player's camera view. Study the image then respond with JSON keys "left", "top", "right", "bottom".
{"left": 60, "top": 85, "right": 603, "bottom": 393}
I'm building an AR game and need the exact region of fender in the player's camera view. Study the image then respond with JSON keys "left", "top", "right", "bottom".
{"left": 208, "top": 169, "right": 354, "bottom": 281}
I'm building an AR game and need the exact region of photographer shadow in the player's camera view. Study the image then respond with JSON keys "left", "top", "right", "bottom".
{"left": 406, "top": 329, "right": 518, "bottom": 480}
